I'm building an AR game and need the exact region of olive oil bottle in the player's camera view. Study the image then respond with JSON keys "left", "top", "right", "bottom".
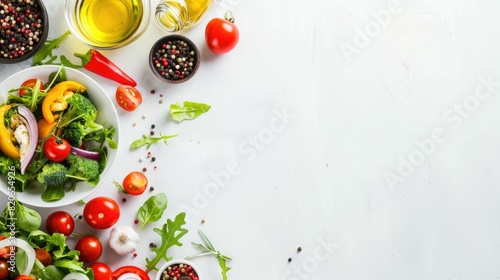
{"left": 156, "top": 0, "right": 221, "bottom": 32}
{"left": 77, "top": 0, "right": 143, "bottom": 47}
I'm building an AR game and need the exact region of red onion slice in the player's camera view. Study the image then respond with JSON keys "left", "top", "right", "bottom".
{"left": 70, "top": 146, "right": 100, "bottom": 161}
{"left": 17, "top": 106, "right": 38, "bottom": 174}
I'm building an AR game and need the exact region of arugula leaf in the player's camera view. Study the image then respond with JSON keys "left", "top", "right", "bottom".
{"left": 145, "top": 212, "right": 188, "bottom": 273}
{"left": 186, "top": 230, "right": 232, "bottom": 280}
{"left": 170, "top": 101, "right": 211, "bottom": 122}
{"left": 137, "top": 193, "right": 168, "bottom": 229}
{"left": 33, "top": 30, "right": 72, "bottom": 66}
{"left": 130, "top": 133, "right": 179, "bottom": 149}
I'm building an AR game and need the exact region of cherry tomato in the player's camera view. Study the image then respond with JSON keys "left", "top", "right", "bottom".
{"left": 14, "top": 276, "right": 35, "bottom": 280}
{"left": 43, "top": 136, "right": 71, "bottom": 162}
{"left": 35, "top": 248, "right": 52, "bottom": 267}
{"left": 205, "top": 12, "right": 240, "bottom": 54}
{"left": 19, "top": 78, "right": 43, "bottom": 96}
{"left": 83, "top": 197, "right": 120, "bottom": 229}
{"left": 112, "top": 266, "right": 149, "bottom": 280}
{"left": 75, "top": 236, "right": 102, "bottom": 263}
{"left": 122, "top": 171, "right": 148, "bottom": 195}
{"left": 0, "top": 259, "right": 9, "bottom": 280}
{"left": 115, "top": 85, "right": 142, "bottom": 111}
{"left": 89, "top": 262, "right": 113, "bottom": 280}
{"left": 45, "top": 211, "right": 74, "bottom": 236}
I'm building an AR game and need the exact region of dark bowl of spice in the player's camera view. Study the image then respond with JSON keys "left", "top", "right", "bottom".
{"left": 0, "top": 0, "right": 49, "bottom": 64}
{"left": 155, "top": 259, "right": 202, "bottom": 280}
{"left": 149, "top": 34, "right": 201, "bottom": 84}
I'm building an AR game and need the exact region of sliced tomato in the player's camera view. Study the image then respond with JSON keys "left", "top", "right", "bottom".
{"left": 112, "top": 266, "right": 149, "bottom": 280}
{"left": 19, "top": 78, "right": 43, "bottom": 96}
{"left": 115, "top": 85, "right": 142, "bottom": 112}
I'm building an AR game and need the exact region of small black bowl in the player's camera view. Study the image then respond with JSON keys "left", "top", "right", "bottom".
{"left": 0, "top": 0, "right": 49, "bottom": 64}
{"left": 149, "top": 34, "right": 201, "bottom": 84}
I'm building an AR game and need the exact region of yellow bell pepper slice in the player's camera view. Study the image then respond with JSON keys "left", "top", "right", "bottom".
{"left": 0, "top": 105, "right": 20, "bottom": 159}
{"left": 42, "top": 81, "right": 86, "bottom": 124}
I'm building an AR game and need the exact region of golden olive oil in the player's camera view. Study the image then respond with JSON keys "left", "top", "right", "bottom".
{"left": 157, "top": 0, "right": 215, "bottom": 31}
{"left": 77, "top": 0, "right": 143, "bottom": 47}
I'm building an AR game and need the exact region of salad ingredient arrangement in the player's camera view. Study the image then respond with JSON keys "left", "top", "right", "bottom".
{"left": 108, "top": 225, "right": 140, "bottom": 256}
{"left": 205, "top": 11, "right": 240, "bottom": 54}
{"left": 0, "top": 68, "right": 117, "bottom": 202}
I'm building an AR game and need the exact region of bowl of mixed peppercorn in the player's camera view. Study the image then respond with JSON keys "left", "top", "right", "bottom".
{"left": 149, "top": 34, "right": 201, "bottom": 84}
{"left": 156, "top": 259, "right": 202, "bottom": 280}
{"left": 0, "top": 0, "right": 48, "bottom": 64}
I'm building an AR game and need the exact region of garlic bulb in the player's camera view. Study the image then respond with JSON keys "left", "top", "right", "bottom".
{"left": 109, "top": 225, "right": 140, "bottom": 255}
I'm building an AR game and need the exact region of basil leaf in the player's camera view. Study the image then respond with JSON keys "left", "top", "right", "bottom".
{"left": 41, "top": 185, "right": 65, "bottom": 202}
{"left": 170, "top": 101, "right": 211, "bottom": 122}
{"left": 14, "top": 200, "right": 41, "bottom": 232}
{"left": 137, "top": 193, "right": 168, "bottom": 229}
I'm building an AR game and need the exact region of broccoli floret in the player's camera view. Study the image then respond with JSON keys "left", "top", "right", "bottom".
{"left": 58, "top": 94, "right": 97, "bottom": 128}
{"left": 62, "top": 120, "right": 103, "bottom": 147}
{"left": 37, "top": 163, "right": 68, "bottom": 187}
{"left": 66, "top": 154, "right": 100, "bottom": 183}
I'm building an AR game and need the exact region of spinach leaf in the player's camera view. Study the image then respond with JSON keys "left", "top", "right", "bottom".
{"left": 137, "top": 193, "right": 168, "bottom": 229}
{"left": 170, "top": 101, "right": 211, "bottom": 122}
{"left": 14, "top": 200, "right": 41, "bottom": 232}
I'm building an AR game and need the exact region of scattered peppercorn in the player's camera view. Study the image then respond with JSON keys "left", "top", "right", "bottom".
{"left": 150, "top": 130, "right": 155, "bottom": 136}
{"left": 0, "top": 0, "right": 44, "bottom": 60}
{"left": 134, "top": 219, "right": 138, "bottom": 224}
{"left": 78, "top": 215, "right": 83, "bottom": 220}
{"left": 150, "top": 186, "right": 155, "bottom": 191}
{"left": 288, "top": 257, "right": 292, "bottom": 263}
{"left": 142, "top": 167, "right": 147, "bottom": 172}
{"left": 133, "top": 252, "right": 137, "bottom": 257}
{"left": 149, "top": 243, "right": 157, "bottom": 248}
{"left": 122, "top": 198, "right": 127, "bottom": 203}
{"left": 151, "top": 157, "right": 156, "bottom": 162}
{"left": 297, "top": 247, "right": 302, "bottom": 253}
{"left": 152, "top": 39, "right": 197, "bottom": 81}
{"left": 151, "top": 124, "right": 156, "bottom": 129}
{"left": 153, "top": 165, "right": 157, "bottom": 171}
{"left": 201, "top": 219, "right": 205, "bottom": 224}
{"left": 150, "top": 90, "right": 155, "bottom": 94}
{"left": 159, "top": 100, "right": 164, "bottom": 104}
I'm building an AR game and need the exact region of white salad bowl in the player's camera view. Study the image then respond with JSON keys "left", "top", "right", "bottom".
{"left": 0, "top": 65, "right": 120, "bottom": 208}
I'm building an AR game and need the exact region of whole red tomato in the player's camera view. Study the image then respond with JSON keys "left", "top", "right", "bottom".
{"left": 75, "top": 236, "right": 102, "bottom": 263}
{"left": 44, "top": 136, "right": 71, "bottom": 162}
{"left": 0, "top": 259, "right": 9, "bottom": 280}
{"left": 115, "top": 85, "right": 142, "bottom": 111}
{"left": 19, "top": 78, "right": 43, "bottom": 96}
{"left": 122, "top": 171, "right": 148, "bottom": 195}
{"left": 83, "top": 197, "right": 120, "bottom": 229}
{"left": 45, "top": 211, "right": 74, "bottom": 236}
{"left": 89, "top": 262, "right": 113, "bottom": 280}
{"left": 205, "top": 12, "right": 240, "bottom": 54}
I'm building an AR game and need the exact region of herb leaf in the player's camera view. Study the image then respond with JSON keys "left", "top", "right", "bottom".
{"left": 186, "top": 230, "right": 232, "bottom": 280}
{"left": 145, "top": 212, "right": 188, "bottom": 273}
{"left": 137, "top": 193, "right": 168, "bottom": 229}
{"left": 33, "top": 30, "right": 73, "bottom": 66}
{"left": 170, "top": 101, "right": 211, "bottom": 122}
{"left": 14, "top": 200, "right": 42, "bottom": 232}
{"left": 130, "top": 133, "right": 179, "bottom": 149}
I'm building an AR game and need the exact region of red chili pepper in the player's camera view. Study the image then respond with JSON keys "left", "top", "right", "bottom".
{"left": 112, "top": 265, "right": 150, "bottom": 280}
{"left": 74, "top": 49, "right": 137, "bottom": 86}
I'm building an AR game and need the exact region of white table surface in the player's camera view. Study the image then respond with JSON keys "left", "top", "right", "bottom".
{"left": 2, "top": 0, "right": 500, "bottom": 279}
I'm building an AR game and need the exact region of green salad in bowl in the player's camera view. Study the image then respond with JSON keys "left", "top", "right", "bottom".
{"left": 0, "top": 65, "right": 119, "bottom": 207}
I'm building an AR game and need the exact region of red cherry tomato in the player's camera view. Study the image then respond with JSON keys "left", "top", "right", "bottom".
{"left": 122, "top": 171, "right": 148, "bottom": 195}
{"left": 14, "top": 276, "right": 35, "bottom": 280}
{"left": 19, "top": 78, "right": 43, "bottom": 96}
{"left": 115, "top": 85, "right": 142, "bottom": 112}
{"left": 83, "top": 197, "right": 120, "bottom": 229}
{"left": 112, "top": 266, "right": 149, "bottom": 280}
{"left": 43, "top": 136, "right": 71, "bottom": 162}
{"left": 205, "top": 12, "right": 240, "bottom": 54}
{"left": 45, "top": 211, "right": 74, "bottom": 236}
{"left": 0, "top": 259, "right": 9, "bottom": 280}
{"left": 75, "top": 236, "right": 102, "bottom": 263}
{"left": 89, "top": 262, "right": 113, "bottom": 280}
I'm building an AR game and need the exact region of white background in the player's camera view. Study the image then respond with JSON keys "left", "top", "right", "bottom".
{"left": 2, "top": 0, "right": 500, "bottom": 279}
